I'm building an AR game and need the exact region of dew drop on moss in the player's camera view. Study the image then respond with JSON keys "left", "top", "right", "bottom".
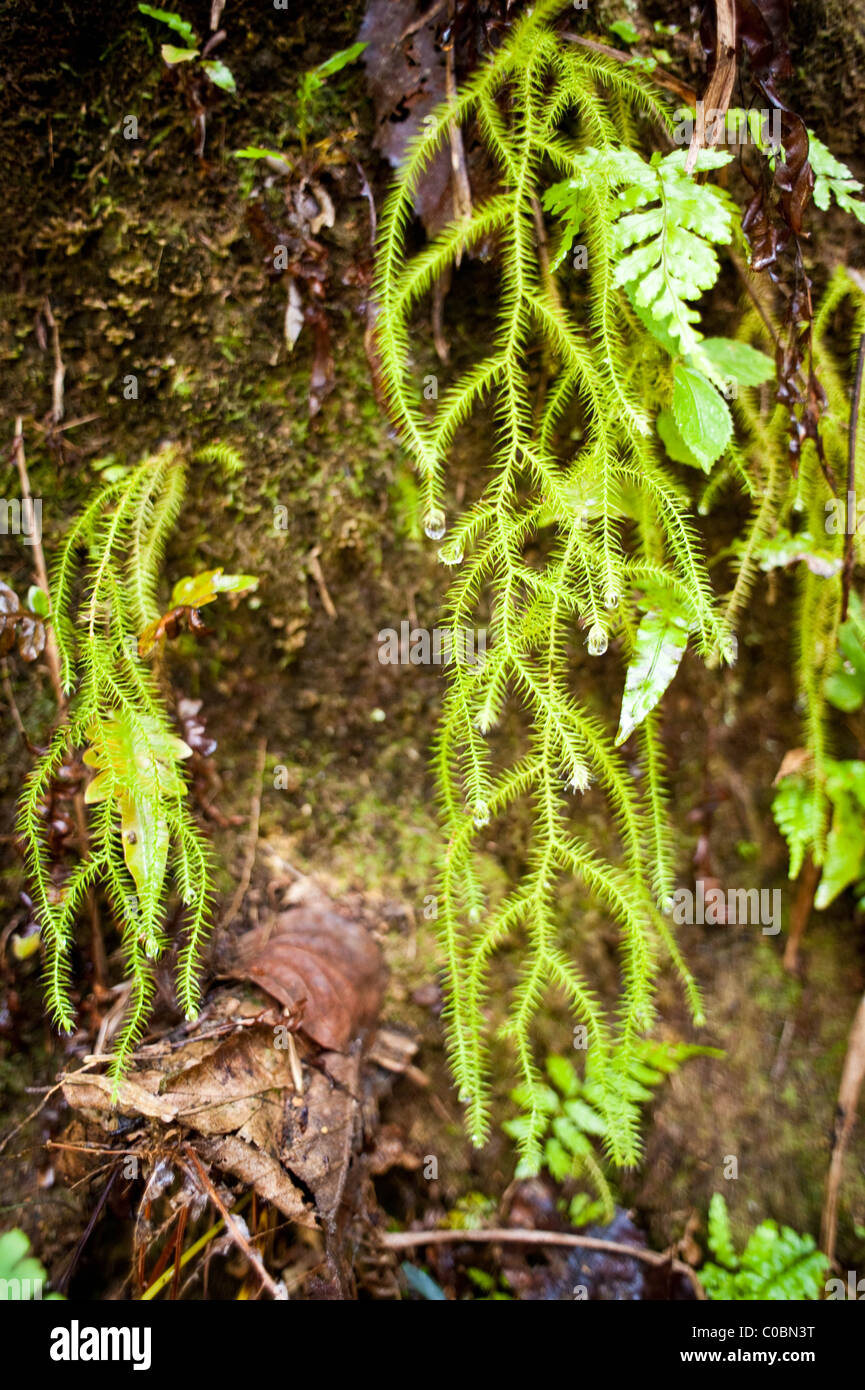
{"left": 423, "top": 507, "right": 447, "bottom": 541}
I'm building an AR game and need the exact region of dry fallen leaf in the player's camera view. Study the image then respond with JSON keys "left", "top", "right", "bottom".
{"left": 232, "top": 887, "right": 386, "bottom": 1052}
{"left": 773, "top": 747, "right": 812, "bottom": 784}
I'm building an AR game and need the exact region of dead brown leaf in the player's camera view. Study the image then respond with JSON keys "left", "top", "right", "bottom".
{"left": 232, "top": 887, "right": 386, "bottom": 1052}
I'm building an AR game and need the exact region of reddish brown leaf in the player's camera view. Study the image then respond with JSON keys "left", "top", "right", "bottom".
{"left": 234, "top": 887, "right": 386, "bottom": 1052}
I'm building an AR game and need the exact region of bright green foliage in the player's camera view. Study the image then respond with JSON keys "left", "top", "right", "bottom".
{"left": 719, "top": 269, "right": 865, "bottom": 903}
{"left": 18, "top": 445, "right": 248, "bottom": 1082}
{"left": 701, "top": 1194, "right": 828, "bottom": 1301}
{"left": 505, "top": 1043, "right": 719, "bottom": 1225}
{"left": 698, "top": 338, "right": 776, "bottom": 389}
{"left": 771, "top": 775, "right": 814, "bottom": 883}
{"left": 671, "top": 365, "right": 733, "bottom": 471}
{"left": 772, "top": 757, "right": 865, "bottom": 909}
{"left": 615, "top": 586, "right": 690, "bottom": 746}
{"left": 0, "top": 1228, "right": 63, "bottom": 1299}
{"left": 773, "top": 757, "right": 865, "bottom": 911}
{"left": 137, "top": 5, "right": 236, "bottom": 93}
{"left": 808, "top": 133, "right": 865, "bottom": 224}
{"left": 823, "top": 591, "right": 865, "bottom": 712}
{"left": 296, "top": 42, "right": 367, "bottom": 147}
{"left": 375, "top": 0, "right": 735, "bottom": 1162}
{"left": 657, "top": 339, "right": 773, "bottom": 472}
{"left": 607, "top": 147, "right": 733, "bottom": 359}
{"left": 545, "top": 145, "right": 734, "bottom": 363}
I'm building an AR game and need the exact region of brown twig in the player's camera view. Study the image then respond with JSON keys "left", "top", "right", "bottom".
{"left": 821, "top": 991, "right": 865, "bottom": 1261}
{"left": 41, "top": 299, "right": 65, "bottom": 425}
{"left": 380, "top": 1226, "right": 705, "bottom": 1297}
{"left": 305, "top": 546, "right": 338, "bottom": 620}
{"left": 399, "top": 0, "right": 446, "bottom": 43}
{"left": 182, "top": 1144, "right": 286, "bottom": 1299}
{"left": 685, "top": 0, "right": 737, "bottom": 176}
{"left": 783, "top": 852, "right": 819, "bottom": 973}
{"left": 2, "top": 660, "right": 32, "bottom": 747}
{"left": 444, "top": 0, "right": 472, "bottom": 238}
{"left": 531, "top": 195, "right": 561, "bottom": 313}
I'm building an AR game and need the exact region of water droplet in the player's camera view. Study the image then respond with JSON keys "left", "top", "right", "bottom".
{"left": 587, "top": 622, "right": 608, "bottom": 656}
{"left": 438, "top": 539, "right": 464, "bottom": 566}
{"left": 472, "top": 800, "right": 491, "bottom": 829}
{"left": 604, "top": 589, "right": 620, "bottom": 610}
{"left": 468, "top": 905, "right": 482, "bottom": 926}
{"left": 423, "top": 506, "right": 447, "bottom": 541}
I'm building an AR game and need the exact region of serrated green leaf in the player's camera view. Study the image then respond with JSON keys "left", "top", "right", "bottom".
{"left": 615, "top": 592, "right": 690, "bottom": 745}
{"left": 771, "top": 774, "right": 815, "bottom": 881}
{"left": 137, "top": 4, "right": 196, "bottom": 45}
{"left": 657, "top": 408, "right": 707, "bottom": 471}
{"left": 552, "top": 1115, "right": 593, "bottom": 1157}
{"left": 671, "top": 365, "right": 733, "bottom": 469}
{"left": 697, "top": 338, "right": 775, "bottom": 387}
{"left": 808, "top": 132, "right": 865, "bottom": 224}
{"left": 814, "top": 782, "right": 865, "bottom": 909}
{"left": 610, "top": 149, "right": 733, "bottom": 357}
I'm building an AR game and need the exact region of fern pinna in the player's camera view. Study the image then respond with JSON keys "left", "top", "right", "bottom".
{"left": 375, "top": 0, "right": 737, "bottom": 1164}
{"left": 19, "top": 445, "right": 249, "bottom": 1080}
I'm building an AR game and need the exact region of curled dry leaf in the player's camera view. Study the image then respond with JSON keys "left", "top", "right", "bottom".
{"left": 232, "top": 886, "right": 386, "bottom": 1052}
{"left": 0, "top": 580, "right": 47, "bottom": 662}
